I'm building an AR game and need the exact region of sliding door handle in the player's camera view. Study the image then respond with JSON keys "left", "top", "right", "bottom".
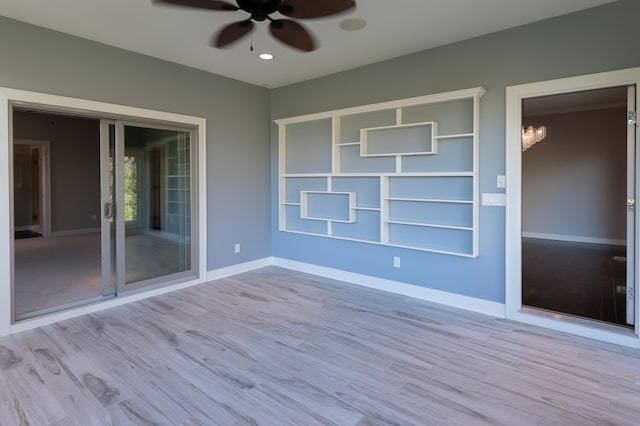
{"left": 104, "top": 202, "right": 114, "bottom": 219}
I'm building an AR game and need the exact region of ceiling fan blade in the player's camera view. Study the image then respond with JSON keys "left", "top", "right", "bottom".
{"left": 269, "top": 19, "right": 315, "bottom": 52}
{"left": 153, "top": 0, "right": 239, "bottom": 11}
{"left": 278, "top": 0, "right": 356, "bottom": 19}
{"left": 213, "top": 20, "right": 254, "bottom": 48}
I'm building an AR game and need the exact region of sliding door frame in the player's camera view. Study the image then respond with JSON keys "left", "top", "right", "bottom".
{"left": 116, "top": 120, "right": 198, "bottom": 293}
{"left": 0, "top": 87, "right": 207, "bottom": 337}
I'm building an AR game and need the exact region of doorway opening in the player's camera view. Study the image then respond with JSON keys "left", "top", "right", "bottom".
{"left": 13, "top": 139, "right": 50, "bottom": 239}
{"left": 506, "top": 68, "right": 640, "bottom": 346}
{"left": 521, "top": 87, "right": 631, "bottom": 328}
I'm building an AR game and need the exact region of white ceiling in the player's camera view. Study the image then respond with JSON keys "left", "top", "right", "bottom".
{"left": 0, "top": 0, "right": 617, "bottom": 88}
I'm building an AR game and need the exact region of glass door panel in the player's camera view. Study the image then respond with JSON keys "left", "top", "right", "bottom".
{"left": 12, "top": 112, "right": 116, "bottom": 320}
{"left": 116, "top": 123, "right": 193, "bottom": 292}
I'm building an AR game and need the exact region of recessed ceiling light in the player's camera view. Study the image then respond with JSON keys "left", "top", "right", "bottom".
{"left": 339, "top": 18, "right": 367, "bottom": 31}
{"left": 259, "top": 53, "right": 274, "bottom": 60}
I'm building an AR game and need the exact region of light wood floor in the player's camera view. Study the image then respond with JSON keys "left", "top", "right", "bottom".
{"left": 2, "top": 267, "right": 640, "bottom": 425}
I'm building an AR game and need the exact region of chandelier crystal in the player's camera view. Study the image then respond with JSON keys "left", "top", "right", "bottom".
{"left": 522, "top": 125, "right": 547, "bottom": 151}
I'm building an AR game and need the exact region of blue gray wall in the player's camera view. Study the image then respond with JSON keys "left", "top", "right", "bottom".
{"left": 270, "top": 0, "right": 640, "bottom": 303}
{"left": 2, "top": 0, "right": 638, "bottom": 304}
{"left": 0, "top": 16, "right": 272, "bottom": 270}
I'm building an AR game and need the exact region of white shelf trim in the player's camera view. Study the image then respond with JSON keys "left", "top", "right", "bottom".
{"left": 283, "top": 172, "right": 476, "bottom": 178}
{"left": 435, "top": 133, "right": 474, "bottom": 140}
{"left": 280, "top": 229, "right": 475, "bottom": 257}
{"left": 386, "top": 197, "right": 473, "bottom": 204}
{"left": 386, "top": 220, "right": 473, "bottom": 231}
{"left": 274, "top": 87, "right": 486, "bottom": 125}
{"left": 360, "top": 121, "right": 437, "bottom": 157}
{"left": 277, "top": 87, "right": 485, "bottom": 257}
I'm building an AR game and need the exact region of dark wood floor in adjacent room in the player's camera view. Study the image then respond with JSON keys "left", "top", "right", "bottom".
{"left": 1, "top": 267, "right": 640, "bottom": 425}
{"left": 522, "top": 237, "right": 630, "bottom": 327}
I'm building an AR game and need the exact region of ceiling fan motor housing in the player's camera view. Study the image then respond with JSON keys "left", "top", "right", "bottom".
{"left": 237, "top": 0, "right": 287, "bottom": 21}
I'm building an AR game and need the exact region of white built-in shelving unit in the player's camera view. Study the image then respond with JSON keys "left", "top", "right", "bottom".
{"left": 275, "top": 87, "right": 485, "bottom": 257}
{"left": 165, "top": 133, "right": 191, "bottom": 238}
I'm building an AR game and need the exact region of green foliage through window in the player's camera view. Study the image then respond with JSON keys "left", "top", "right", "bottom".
{"left": 124, "top": 155, "right": 137, "bottom": 222}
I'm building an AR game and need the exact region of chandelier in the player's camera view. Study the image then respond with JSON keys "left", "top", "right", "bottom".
{"left": 522, "top": 125, "right": 547, "bottom": 151}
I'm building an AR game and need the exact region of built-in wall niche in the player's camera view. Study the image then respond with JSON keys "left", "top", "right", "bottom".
{"left": 300, "top": 191, "right": 356, "bottom": 223}
{"left": 361, "top": 122, "right": 436, "bottom": 157}
{"left": 275, "top": 87, "right": 485, "bottom": 257}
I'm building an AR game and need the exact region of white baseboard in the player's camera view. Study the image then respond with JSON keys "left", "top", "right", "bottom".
{"left": 51, "top": 227, "right": 100, "bottom": 237}
{"left": 206, "top": 257, "right": 273, "bottom": 282}
{"left": 271, "top": 257, "right": 506, "bottom": 318}
{"left": 522, "top": 231, "right": 626, "bottom": 246}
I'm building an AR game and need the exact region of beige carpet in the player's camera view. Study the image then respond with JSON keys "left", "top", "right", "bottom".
{"left": 14, "top": 233, "right": 104, "bottom": 315}
{"left": 14, "top": 232, "right": 189, "bottom": 316}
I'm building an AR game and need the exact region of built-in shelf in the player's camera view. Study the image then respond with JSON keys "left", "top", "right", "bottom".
{"left": 435, "top": 133, "right": 474, "bottom": 140}
{"left": 385, "top": 220, "right": 473, "bottom": 231}
{"left": 275, "top": 87, "right": 485, "bottom": 257}
{"left": 386, "top": 197, "right": 473, "bottom": 204}
{"left": 361, "top": 122, "right": 437, "bottom": 157}
{"left": 165, "top": 136, "right": 190, "bottom": 237}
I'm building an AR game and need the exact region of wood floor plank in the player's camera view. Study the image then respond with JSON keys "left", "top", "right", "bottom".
{"left": 2, "top": 266, "right": 640, "bottom": 425}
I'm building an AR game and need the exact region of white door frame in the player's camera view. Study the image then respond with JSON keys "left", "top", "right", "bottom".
{"left": 12, "top": 139, "right": 51, "bottom": 237}
{"left": 506, "top": 67, "right": 640, "bottom": 347}
{"left": 0, "top": 87, "right": 207, "bottom": 337}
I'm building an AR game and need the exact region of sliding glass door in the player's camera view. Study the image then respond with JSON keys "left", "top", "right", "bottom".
{"left": 12, "top": 112, "right": 197, "bottom": 320}
{"left": 115, "top": 122, "right": 195, "bottom": 292}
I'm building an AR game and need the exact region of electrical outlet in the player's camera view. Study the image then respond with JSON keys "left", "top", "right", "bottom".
{"left": 497, "top": 175, "right": 506, "bottom": 188}
{"left": 234, "top": 243, "right": 240, "bottom": 253}
{"left": 393, "top": 256, "right": 400, "bottom": 268}
{"left": 91, "top": 214, "right": 97, "bottom": 221}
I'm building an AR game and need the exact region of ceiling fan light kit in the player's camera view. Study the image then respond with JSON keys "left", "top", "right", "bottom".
{"left": 154, "top": 0, "right": 357, "bottom": 52}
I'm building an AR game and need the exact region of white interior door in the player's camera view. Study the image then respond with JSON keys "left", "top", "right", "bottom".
{"left": 627, "top": 85, "right": 637, "bottom": 325}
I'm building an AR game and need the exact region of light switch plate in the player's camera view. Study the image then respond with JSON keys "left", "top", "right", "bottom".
{"left": 482, "top": 193, "right": 506, "bottom": 206}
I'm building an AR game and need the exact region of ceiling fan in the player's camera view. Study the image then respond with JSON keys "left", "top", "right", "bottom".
{"left": 154, "top": 0, "right": 357, "bottom": 52}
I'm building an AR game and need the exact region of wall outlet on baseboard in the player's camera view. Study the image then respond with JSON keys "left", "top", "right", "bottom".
{"left": 393, "top": 256, "right": 400, "bottom": 268}
{"left": 234, "top": 243, "right": 240, "bottom": 253}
